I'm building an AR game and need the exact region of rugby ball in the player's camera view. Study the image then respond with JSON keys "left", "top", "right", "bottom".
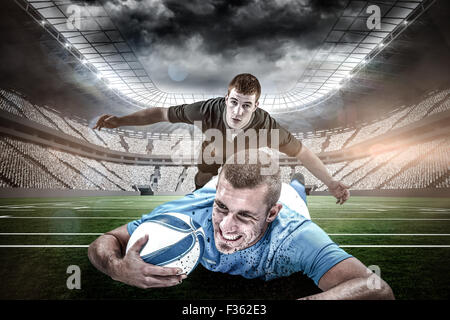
{"left": 126, "top": 212, "right": 205, "bottom": 275}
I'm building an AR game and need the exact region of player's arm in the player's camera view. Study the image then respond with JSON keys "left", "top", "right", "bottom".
{"left": 294, "top": 145, "right": 350, "bottom": 205}
{"left": 87, "top": 224, "right": 186, "bottom": 289}
{"left": 299, "top": 257, "right": 394, "bottom": 300}
{"left": 93, "top": 107, "right": 169, "bottom": 130}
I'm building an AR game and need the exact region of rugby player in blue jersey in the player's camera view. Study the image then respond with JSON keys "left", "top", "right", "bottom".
{"left": 88, "top": 151, "right": 393, "bottom": 299}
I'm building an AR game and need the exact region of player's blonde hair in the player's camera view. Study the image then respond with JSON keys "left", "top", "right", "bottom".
{"left": 219, "top": 149, "right": 281, "bottom": 209}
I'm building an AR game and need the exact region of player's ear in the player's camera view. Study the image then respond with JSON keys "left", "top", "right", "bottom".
{"left": 266, "top": 203, "right": 282, "bottom": 223}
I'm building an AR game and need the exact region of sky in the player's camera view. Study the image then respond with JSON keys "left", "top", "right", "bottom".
{"left": 100, "top": 0, "right": 348, "bottom": 94}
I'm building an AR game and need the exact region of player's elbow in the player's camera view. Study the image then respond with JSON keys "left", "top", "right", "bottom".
{"left": 379, "top": 280, "right": 395, "bottom": 300}
{"left": 155, "top": 107, "right": 169, "bottom": 122}
{"left": 295, "top": 144, "right": 312, "bottom": 160}
{"left": 87, "top": 236, "right": 108, "bottom": 267}
{"left": 366, "top": 277, "right": 395, "bottom": 300}
{"left": 87, "top": 238, "right": 99, "bottom": 265}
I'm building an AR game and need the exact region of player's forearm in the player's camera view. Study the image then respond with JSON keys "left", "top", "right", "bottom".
{"left": 295, "top": 146, "right": 334, "bottom": 187}
{"left": 88, "top": 234, "right": 124, "bottom": 279}
{"left": 299, "top": 277, "right": 395, "bottom": 300}
{"left": 117, "top": 107, "right": 169, "bottom": 126}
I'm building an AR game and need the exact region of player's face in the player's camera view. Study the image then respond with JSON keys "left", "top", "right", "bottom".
{"left": 212, "top": 176, "right": 280, "bottom": 254}
{"left": 225, "top": 88, "right": 259, "bottom": 129}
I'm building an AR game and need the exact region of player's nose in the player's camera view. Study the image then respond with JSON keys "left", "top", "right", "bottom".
{"left": 235, "top": 105, "right": 244, "bottom": 116}
{"left": 219, "top": 215, "right": 238, "bottom": 233}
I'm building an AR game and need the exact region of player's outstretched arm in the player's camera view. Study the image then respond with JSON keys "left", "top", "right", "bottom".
{"left": 298, "top": 257, "right": 394, "bottom": 300}
{"left": 87, "top": 224, "right": 186, "bottom": 289}
{"left": 93, "top": 107, "right": 169, "bottom": 130}
{"left": 295, "top": 145, "right": 350, "bottom": 205}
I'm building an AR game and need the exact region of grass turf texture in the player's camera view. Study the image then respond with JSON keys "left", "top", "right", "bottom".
{"left": 0, "top": 195, "right": 449, "bottom": 299}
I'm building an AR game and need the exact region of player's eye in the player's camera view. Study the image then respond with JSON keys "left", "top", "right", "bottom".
{"left": 238, "top": 212, "right": 251, "bottom": 219}
{"left": 215, "top": 201, "right": 228, "bottom": 211}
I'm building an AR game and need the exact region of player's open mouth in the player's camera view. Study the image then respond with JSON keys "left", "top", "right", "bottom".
{"left": 231, "top": 118, "right": 241, "bottom": 122}
{"left": 219, "top": 229, "right": 242, "bottom": 242}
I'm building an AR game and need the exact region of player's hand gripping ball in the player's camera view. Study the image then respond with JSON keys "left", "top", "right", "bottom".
{"left": 126, "top": 212, "right": 205, "bottom": 275}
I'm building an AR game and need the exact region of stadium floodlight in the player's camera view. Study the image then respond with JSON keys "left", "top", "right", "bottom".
{"left": 81, "top": 59, "right": 87, "bottom": 64}
{"left": 64, "top": 43, "right": 71, "bottom": 49}
{"left": 19, "top": 0, "right": 428, "bottom": 114}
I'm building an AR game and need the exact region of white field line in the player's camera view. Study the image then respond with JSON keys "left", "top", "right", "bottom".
{"left": 0, "top": 233, "right": 103, "bottom": 235}
{"left": 328, "top": 233, "right": 450, "bottom": 236}
{"left": 0, "top": 245, "right": 89, "bottom": 248}
{"left": 0, "top": 233, "right": 449, "bottom": 236}
{"left": 339, "top": 245, "right": 450, "bottom": 248}
{"left": 74, "top": 209, "right": 127, "bottom": 211}
{"left": 0, "top": 207, "right": 132, "bottom": 210}
{"left": 0, "top": 203, "right": 88, "bottom": 207}
{"left": 0, "top": 244, "right": 449, "bottom": 248}
{"left": 313, "top": 218, "right": 450, "bottom": 221}
{"left": 0, "top": 206, "right": 36, "bottom": 208}
{"left": 0, "top": 216, "right": 139, "bottom": 219}
{"left": 2, "top": 216, "right": 450, "bottom": 221}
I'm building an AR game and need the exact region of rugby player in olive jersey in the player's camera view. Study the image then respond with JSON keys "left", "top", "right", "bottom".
{"left": 94, "top": 74, "right": 350, "bottom": 205}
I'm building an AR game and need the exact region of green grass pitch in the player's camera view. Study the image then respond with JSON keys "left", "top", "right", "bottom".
{"left": 0, "top": 195, "right": 449, "bottom": 300}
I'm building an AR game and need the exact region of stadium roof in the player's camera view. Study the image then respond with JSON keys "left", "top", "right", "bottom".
{"left": 15, "top": 0, "right": 435, "bottom": 114}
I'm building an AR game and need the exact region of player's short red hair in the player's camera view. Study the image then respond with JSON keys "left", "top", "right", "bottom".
{"left": 227, "top": 73, "right": 261, "bottom": 102}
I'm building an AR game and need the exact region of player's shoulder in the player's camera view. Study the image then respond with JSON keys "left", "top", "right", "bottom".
{"left": 200, "top": 176, "right": 219, "bottom": 190}
{"left": 270, "top": 217, "right": 330, "bottom": 262}
{"left": 192, "top": 97, "right": 225, "bottom": 124}
{"left": 254, "top": 106, "right": 271, "bottom": 118}
{"left": 201, "top": 96, "right": 225, "bottom": 109}
{"left": 252, "top": 106, "right": 280, "bottom": 129}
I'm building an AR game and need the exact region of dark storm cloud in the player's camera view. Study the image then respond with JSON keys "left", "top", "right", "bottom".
{"left": 95, "top": 0, "right": 349, "bottom": 93}
{"left": 102, "top": 0, "right": 347, "bottom": 61}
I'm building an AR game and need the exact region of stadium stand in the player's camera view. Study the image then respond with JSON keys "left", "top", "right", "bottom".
{"left": 0, "top": 87, "right": 449, "bottom": 194}
{"left": 1, "top": 86, "right": 448, "bottom": 157}
{"left": 0, "top": 137, "right": 72, "bottom": 189}
{"left": 345, "top": 107, "right": 411, "bottom": 148}
{"left": 301, "top": 135, "right": 327, "bottom": 154}
{"left": 1, "top": 133, "right": 448, "bottom": 193}
{"left": 155, "top": 166, "right": 184, "bottom": 193}
{"left": 123, "top": 135, "right": 150, "bottom": 154}
{"left": 324, "top": 129, "right": 356, "bottom": 152}
{"left": 315, "top": 138, "right": 449, "bottom": 192}
{"left": 101, "top": 161, "right": 155, "bottom": 188}
{"left": 436, "top": 176, "right": 450, "bottom": 189}
{"left": 65, "top": 118, "right": 108, "bottom": 147}
{"left": 178, "top": 166, "right": 198, "bottom": 193}
{"left": 95, "top": 130, "right": 127, "bottom": 152}
{"left": 390, "top": 90, "right": 450, "bottom": 130}
{"left": 381, "top": 138, "right": 449, "bottom": 190}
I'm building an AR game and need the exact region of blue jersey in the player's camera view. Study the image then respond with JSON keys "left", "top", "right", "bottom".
{"left": 127, "top": 182, "right": 352, "bottom": 285}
